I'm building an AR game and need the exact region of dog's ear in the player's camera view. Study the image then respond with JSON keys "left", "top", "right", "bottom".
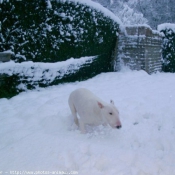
{"left": 110, "top": 100, "right": 114, "bottom": 105}
{"left": 97, "top": 101, "right": 104, "bottom": 108}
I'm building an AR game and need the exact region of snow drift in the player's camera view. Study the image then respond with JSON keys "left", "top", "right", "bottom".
{"left": 0, "top": 69, "right": 175, "bottom": 175}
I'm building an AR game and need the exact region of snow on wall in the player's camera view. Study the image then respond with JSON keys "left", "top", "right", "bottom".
{"left": 123, "top": 24, "right": 161, "bottom": 36}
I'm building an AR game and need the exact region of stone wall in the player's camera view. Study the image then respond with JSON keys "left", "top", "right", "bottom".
{"left": 0, "top": 52, "right": 12, "bottom": 88}
{"left": 115, "top": 25, "right": 162, "bottom": 74}
{"left": 0, "top": 52, "right": 12, "bottom": 62}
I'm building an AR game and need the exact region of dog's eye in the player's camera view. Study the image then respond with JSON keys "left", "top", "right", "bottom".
{"left": 109, "top": 112, "right": 113, "bottom": 115}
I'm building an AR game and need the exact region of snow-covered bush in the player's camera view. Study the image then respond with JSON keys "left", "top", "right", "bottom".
{"left": 0, "top": 56, "right": 98, "bottom": 98}
{"left": 0, "top": 0, "right": 119, "bottom": 63}
{"left": 0, "top": 0, "right": 121, "bottom": 98}
{"left": 158, "top": 23, "right": 175, "bottom": 72}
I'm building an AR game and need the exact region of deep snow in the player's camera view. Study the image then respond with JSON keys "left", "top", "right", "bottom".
{"left": 0, "top": 69, "right": 175, "bottom": 175}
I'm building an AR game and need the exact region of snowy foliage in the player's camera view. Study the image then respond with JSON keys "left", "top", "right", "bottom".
{"left": 158, "top": 23, "right": 175, "bottom": 33}
{"left": 93, "top": 0, "right": 148, "bottom": 25}
{"left": 0, "top": 56, "right": 96, "bottom": 89}
{"left": 0, "top": 0, "right": 120, "bottom": 62}
{"left": 136, "top": 0, "right": 175, "bottom": 29}
{"left": 117, "top": 3, "right": 148, "bottom": 25}
{"left": 94, "top": 0, "right": 175, "bottom": 29}
{"left": 0, "top": 0, "right": 121, "bottom": 98}
{"left": 158, "top": 23, "right": 175, "bottom": 72}
{"left": 0, "top": 56, "right": 101, "bottom": 98}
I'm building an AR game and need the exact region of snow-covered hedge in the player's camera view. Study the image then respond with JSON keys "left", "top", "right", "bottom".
{"left": 158, "top": 23, "right": 175, "bottom": 72}
{"left": 0, "top": 56, "right": 105, "bottom": 98}
{"left": 0, "top": 0, "right": 120, "bottom": 63}
{"left": 0, "top": 0, "right": 121, "bottom": 98}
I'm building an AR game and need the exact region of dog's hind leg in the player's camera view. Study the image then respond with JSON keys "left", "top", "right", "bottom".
{"left": 68, "top": 100, "right": 79, "bottom": 126}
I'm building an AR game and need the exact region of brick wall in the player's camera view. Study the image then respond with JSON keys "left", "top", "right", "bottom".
{"left": 115, "top": 25, "right": 162, "bottom": 74}
{"left": 0, "top": 52, "right": 13, "bottom": 87}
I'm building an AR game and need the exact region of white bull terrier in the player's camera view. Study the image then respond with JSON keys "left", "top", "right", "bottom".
{"left": 68, "top": 88, "right": 122, "bottom": 133}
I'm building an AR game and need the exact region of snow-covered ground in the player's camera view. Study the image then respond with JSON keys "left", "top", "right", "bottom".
{"left": 0, "top": 68, "right": 175, "bottom": 175}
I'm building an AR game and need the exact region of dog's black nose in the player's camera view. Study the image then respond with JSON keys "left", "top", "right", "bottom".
{"left": 116, "top": 125, "right": 122, "bottom": 129}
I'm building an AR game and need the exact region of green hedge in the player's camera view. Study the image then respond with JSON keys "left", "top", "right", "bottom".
{"left": 0, "top": 55, "right": 111, "bottom": 98}
{"left": 0, "top": 0, "right": 119, "bottom": 62}
{"left": 0, "top": 0, "right": 120, "bottom": 98}
{"left": 159, "top": 25, "right": 175, "bottom": 72}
